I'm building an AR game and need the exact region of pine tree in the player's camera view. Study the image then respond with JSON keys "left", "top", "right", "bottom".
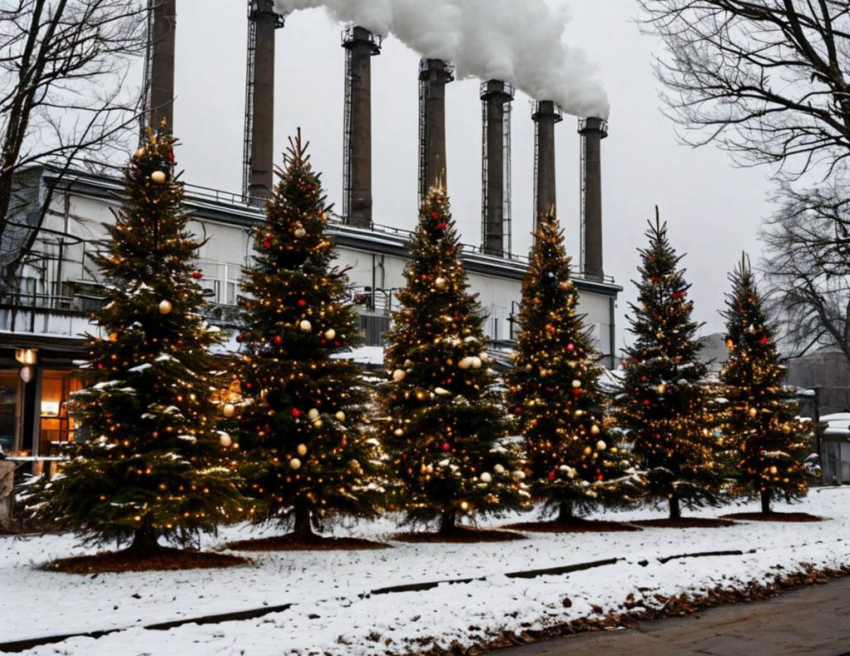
{"left": 617, "top": 213, "right": 721, "bottom": 520}
{"left": 507, "top": 218, "right": 641, "bottom": 524}
{"left": 28, "top": 128, "right": 244, "bottom": 553}
{"left": 232, "top": 132, "right": 384, "bottom": 542}
{"left": 720, "top": 255, "right": 811, "bottom": 513}
{"left": 381, "top": 188, "right": 526, "bottom": 535}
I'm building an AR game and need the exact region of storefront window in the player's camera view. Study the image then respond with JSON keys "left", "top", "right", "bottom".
{"left": 0, "top": 372, "right": 18, "bottom": 453}
{"left": 38, "top": 371, "right": 82, "bottom": 456}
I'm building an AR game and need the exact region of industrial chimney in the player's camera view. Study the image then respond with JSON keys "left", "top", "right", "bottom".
{"left": 143, "top": 0, "right": 177, "bottom": 133}
{"left": 531, "top": 100, "right": 563, "bottom": 230}
{"left": 342, "top": 25, "right": 382, "bottom": 228}
{"left": 579, "top": 117, "right": 608, "bottom": 281}
{"left": 419, "top": 59, "right": 455, "bottom": 202}
{"left": 243, "top": 0, "right": 286, "bottom": 205}
{"left": 481, "top": 80, "right": 515, "bottom": 257}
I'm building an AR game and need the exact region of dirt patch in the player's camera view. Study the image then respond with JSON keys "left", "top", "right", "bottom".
{"left": 632, "top": 517, "right": 736, "bottom": 529}
{"left": 225, "top": 534, "right": 389, "bottom": 552}
{"left": 393, "top": 526, "right": 526, "bottom": 543}
{"left": 722, "top": 512, "right": 823, "bottom": 523}
{"left": 47, "top": 546, "right": 249, "bottom": 574}
{"left": 505, "top": 519, "right": 642, "bottom": 533}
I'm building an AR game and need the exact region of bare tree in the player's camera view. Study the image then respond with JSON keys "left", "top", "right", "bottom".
{"left": 0, "top": 0, "right": 148, "bottom": 285}
{"left": 762, "top": 182, "right": 850, "bottom": 362}
{"left": 638, "top": 0, "right": 850, "bottom": 179}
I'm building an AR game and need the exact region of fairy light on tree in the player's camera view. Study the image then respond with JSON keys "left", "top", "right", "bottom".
{"left": 720, "top": 254, "right": 811, "bottom": 514}
{"left": 616, "top": 212, "right": 721, "bottom": 521}
{"left": 26, "top": 126, "right": 245, "bottom": 557}
{"left": 381, "top": 187, "right": 527, "bottom": 537}
{"left": 232, "top": 131, "right": 384, "bottom": 545}
{"left": 508, "top": 217, "right": 642, "bottom": 526}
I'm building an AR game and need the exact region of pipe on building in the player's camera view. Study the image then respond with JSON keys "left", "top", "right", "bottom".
{"left": 580, "top": 117, "right": 608, "bottom": 281}
{"left": 149, "top": 0, "right": 177, "bottom": 132}
{"left": 532, "top": 100, "right": 562, "bottom": 230}
{"left": 419, "top": 59, "right": 454, "bottom": 201}
{"left": 481, "top": 80, "right": 514, "bottom": 257}
{"left": 343, "top": 26, "right": 381, "bottom": 228}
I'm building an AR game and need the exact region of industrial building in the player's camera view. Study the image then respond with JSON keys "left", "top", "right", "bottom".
{"left": 0, "top": 1, "right": 619, "bottom": 463}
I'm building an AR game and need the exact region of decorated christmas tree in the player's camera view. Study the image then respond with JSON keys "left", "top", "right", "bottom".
{"left": 507, "top": 218, "right": 642, "bottom": 525}
{"left": 381, "top": 188, "right": 527, "bottom": 538}
{"left": 720, "top": 255, "right": 811, "bottom": 514}
{"left": 27, "top": 128, "right": 245, "bottom": 561}
{"left": 231, "top": 132, "right": 384, "bottom": 545}
{"left": 617, "top": 213, "right": 721, "bottom": 520}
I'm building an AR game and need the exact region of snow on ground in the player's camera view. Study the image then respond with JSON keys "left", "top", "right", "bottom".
{"left": 3, "top": 489, "right": 850, "bottom": 655}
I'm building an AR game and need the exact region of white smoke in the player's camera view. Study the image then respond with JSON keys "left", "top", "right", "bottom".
{"left": 273, "top": 0, "right": 610, "bottom": 119}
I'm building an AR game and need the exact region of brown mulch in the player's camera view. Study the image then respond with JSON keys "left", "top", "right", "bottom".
{"left": 225, "top": 534, "right": 390, "bottom": 552}
{"left": 47, "top": 546, "right": 249, "bottom": 574}
{"left": 393, "top": 526, "right": 526, "bottom": 543}
{"left": 631, "top": 517, "right": 737, "bottom": 529}
{"left": 505, "top": 519, "right": 642, "bottom": 533}
{"left": 420, "top": 564, "right": 850, "bottom": 655}
{"left": 722, "top": 512, "right": 823, "bottom": 523}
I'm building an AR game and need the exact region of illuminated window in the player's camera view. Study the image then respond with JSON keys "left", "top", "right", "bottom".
{"left": 0, "top": 372, "right": 18, "bottom": 453}
{"left": 38, "top": 371, "right": 82, "bottom": 456}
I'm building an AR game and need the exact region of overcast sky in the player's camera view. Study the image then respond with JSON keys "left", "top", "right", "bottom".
{"left": 169, "top": 0, "right": 774, "bottom": 348}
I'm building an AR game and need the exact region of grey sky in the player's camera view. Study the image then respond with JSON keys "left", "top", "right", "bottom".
{"left": 170, "top": 0, "right": 773, "bottom": 349}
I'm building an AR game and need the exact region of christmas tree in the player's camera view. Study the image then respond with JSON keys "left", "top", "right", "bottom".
{"left": 507, "top": 218, "right": 641, "bottom": 525}
{"left": 617, "top": 212, "right": 721, "bottom": 520}
{"left": 720, "top": 255, "right": 811, "bottom": 513}
{"left": 381, "top": 188, "right": 527, "bottom": 537}
{"left": 232, "top": 132, "right": 384, "bottom": 544}
{"left": 27, "top": 128, "right": 244, "bottom": 557}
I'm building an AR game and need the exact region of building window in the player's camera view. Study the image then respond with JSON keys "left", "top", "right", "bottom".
{"left": 0, "top": 372, "right": 19, "bottom": 454}
{"left": 38, "top": 371, "right": 82, "bottom": 456}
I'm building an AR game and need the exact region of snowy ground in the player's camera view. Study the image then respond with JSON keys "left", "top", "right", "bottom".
{"left": 2, "top": 488, "right": 849, "bottom": 656}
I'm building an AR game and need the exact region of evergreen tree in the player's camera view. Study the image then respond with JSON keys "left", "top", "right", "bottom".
{"left": 507, "top": 218, "right": 641, "bottom": 523}
{"left": 617, "top": 213, "right": 721, "bottom": 520}
{"left": 720, "top": 255, "right": 811, "bottom": 513}
{"left": 381, "top": 188, "right": 526, "bottom": 535}
{"left": 233, "top": 132, "right": 384, "bottom": 541}
{"left": 28, "top": 128, "right": 244, "bottom": 552}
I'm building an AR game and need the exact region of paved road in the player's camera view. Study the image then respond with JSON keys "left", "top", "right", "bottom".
{"left": 497, "top": 576, "right": 850, "bottom": 656}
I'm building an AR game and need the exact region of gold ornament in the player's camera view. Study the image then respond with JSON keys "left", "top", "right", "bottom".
{"left": 657, "top": 383, "right": 667, "bottom": 395}
{"left": 494, "top": 464, "right": 505, "bottom": 474}
{"left": 471, "top": 357, "right": 483, "bottom": 370}
{"left": 480, "top": 472, "right": 492, "bottom": 483}
{"left": 435, "top": 277, "right": 447, "bottom": 288}
{"left": 134, "top": 147, "right": 146, "bottom": 159}
{"left": 392, "top": 369, "right": 406, "bottom": 382}
{"left": 290, "top": 458, "right": 302, "bottom": 470}
{"left": 335, "top": 411, "right": 346, "bottom": 422}
{"left": 308, "top": 408, "right": 320, "bottom": 421}
{"left": 572, "top": 380, "right": 582, "bottom": 389}
{"left": 596, "top": 440, "right": 607, "bottom": 451}
{"left": 590, "top": 425, "right": 601, "bottom": 436}
{"left": 222, "top": 403, "right": 236, "bottom": 418}
{"left": 300, "top": 320, "right": 312, "bottom": 332}
{"left": 159, "top": 300, "right": 173, "bottom": 315}
{"left": 150, "top": 170, "right": 167, "bottom": 184}
{"left": 297, "top": 444, "right": 308, "bottom": 456}
{"left": 324, "top": 328, "right": 336, "bottom": 340}
{"left": 458, "top": 357, "right": 473, "bottom": 370}
{"left": 219, "top": 432, "right": 233, "bottom": 448}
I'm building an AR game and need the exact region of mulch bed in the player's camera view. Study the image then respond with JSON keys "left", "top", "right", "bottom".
{"left": 225, "top": 534, "right": 390, "bottom": 552}
{"left": 631, "top": 517, "right": 737, "bottom": 529}
{"left": 505, "top": 518, "right": 642, "bottom": 533}
{"left": 393, "top": 526, "right": 526, "bottom": 543}
{"left": 722, "top": 512, "right": 823, "bottom": 523}
{"left": 47, "top": 546, "right": 249, "bottom": 574}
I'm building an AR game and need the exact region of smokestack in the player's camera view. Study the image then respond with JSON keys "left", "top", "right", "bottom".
{"left": 244, "top": 0, "right": 285, "bottom": 204}
{"left": 531, "top": 100, "right": 563, "bottom": 230}
{"left": 147, "top": 0, "right": 176, "bottom": 132}
{"left": 481, "top": 80, "right": 515, "bottom": 257}
{"left": 579, "top": 117, "right": 608, "bottom": 281}
{"left": 342, "top": 25, "right": 382, "bottom": 228}
{"left": 419, "top": 58, "right": 455, "bottom": 201}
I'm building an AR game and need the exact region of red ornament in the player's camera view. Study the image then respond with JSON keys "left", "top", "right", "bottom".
{"left": 597, "top": 470, "right": 604, "bottom": 482}
{"left": 291, "top": 408, "right": 302, "bottom": 418}
{"left": 567, "top": 343, "right": 575, "bottom": 352}
{"left": 759, "top": 336, "right": 770, "bottom": 345}
{"left": 402, "top": 454, "right": 408, "bottom": 460}
{"left": 672, "top": 291, "right": 686, "bottom": 300}
{"left": 548, "top": 471, "right": 556, "bottom": 482}
{"left": 442, "top": 442, "right": 451, "bottom": 452}
{"left": 263, "top": 238, "right": 272, "bottom": 249}
{"left": 306, "top": 183, "right": 313, "bottom": 190}
{"left": 437, "top": 222, "right": 447, "bottom": 230}
{"left": 245, "top": 301, "right": 252, "bottom": 309}
{"left": 297, "top": 299, "right": 307, "bottom": 307}
{"left": 514, "top": 407, "right": 522, "bottom": 414}
{"left": 167, "top": 152, "right": 174, "bottom": 161}
{"left": 273, "top": 336, "right": 283, "bottom": 346}
{"left": 236, "top": 333, "right": 245, "bottom": 343}
{"left": 431, "top": 211, "right": 440, "bottom": 219}
{"left": 97, "top": 363, "right": 104, "bottom": 370}
{"left": 643, "top": 399, "right": 651, "bottom": 406}
{"left": 191, "top": 271, "right": 203, "bottom": 280}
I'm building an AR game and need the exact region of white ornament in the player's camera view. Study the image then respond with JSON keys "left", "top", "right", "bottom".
{"left": 294, "top": 227, "right": 307, "bottom": 238}
{"left": 471, "top": 357, "right": 482, "bottom": 370}
{"left": 290, "top": 458, "right": 302, "bottom": 470}
{"left": 300, "top": 320, "right": 312, "bottom": 332}
{"left": 435, "top": 387, "right": 451, "bottom": 396}
{"left": 458, "top": 357, "right": 473, "bottom": 370}
{"left": 297, "top": 443, "right": 308, "bottom": 456}
{"left": 324, "top": 328, "right": 336, "bottom": 340}
{"left": 392, "top": 369, "right": 406, "bottom": 382}
{"left": 308, "top": 408, "right": 320, "bottom": 421}
{"left": 394, "top": 428, "right": 404, "bottom": 437}
{"left": 512, "top": 470, "right": 526, "bottom": 481}
{"left": 572, "top": 380, "right": 582, "bottom": 388}
{"left": 222, "top": 403, "right": 236, "bottom": 419}
{"left": 150, "top": 170, "right": 167, "bottom": 184}
{"left": 480, "top": 472, "right": 492, "bottom": 483}
{"left": 219, "top": 432, "right": 233, "bottom": 448}
{"left": 596, "top": 440, "right": 607, "bottom": 452}
{"left": 158, "top": 300, "right": 173, "bottom": 315}
{"left": 494, "top": 464, "right": 505, "bottom": 474}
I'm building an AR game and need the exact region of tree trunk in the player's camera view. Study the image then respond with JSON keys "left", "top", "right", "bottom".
{"left": 668, "top": 494, "right": 681, "bottom": 521}
{"left": 292, "top": 501, "right": 314, "bottom": 540}
{"left": 439, "top": 511, "right": 457, "bottom": 535}
{"left": 761, "top": 489, "right": 772, "bottom": 514}
{"left": 557, "top": 500, "right": 574, "bottom": 524}
{"left": 129, "top": 527, "right": 161, "bottom": 554}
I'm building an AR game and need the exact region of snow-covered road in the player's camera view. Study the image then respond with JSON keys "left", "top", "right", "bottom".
{"left": 2, "top": 489, "right": 849, "bottom": 655}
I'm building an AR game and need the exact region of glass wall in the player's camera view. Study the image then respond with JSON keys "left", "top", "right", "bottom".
{"left": 37, "top": 371, "right": 82, "bottom": 456}
{"left": 0, "top": 371, "right": 19, "bottom": 453}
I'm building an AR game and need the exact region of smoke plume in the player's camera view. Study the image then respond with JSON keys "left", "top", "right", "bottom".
{"left": 274, "top": 0, "right": 610, "bottom": 119}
